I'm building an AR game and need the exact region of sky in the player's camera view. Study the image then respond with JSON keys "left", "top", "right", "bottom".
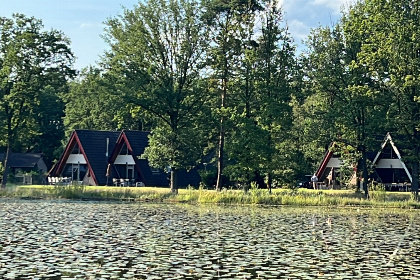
{"left": 1, "top": 0, "right": 352, "bottom": 71}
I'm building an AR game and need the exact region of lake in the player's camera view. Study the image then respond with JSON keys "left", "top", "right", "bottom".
{"left": 0, "top": 199, "right": 419, "bottom": 279}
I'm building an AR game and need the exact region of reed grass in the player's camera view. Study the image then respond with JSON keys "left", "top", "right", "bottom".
{"left": 2, "top": 184, "right": 419, "bottom": 208}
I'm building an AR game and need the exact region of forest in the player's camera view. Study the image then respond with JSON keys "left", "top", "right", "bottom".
{"left": 1, "top": 0, "right": 420, "bottom": 198}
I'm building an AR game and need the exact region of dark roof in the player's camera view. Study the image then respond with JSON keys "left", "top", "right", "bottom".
{"left": 0, "top": 153, "right": 43, "bottom": 168}
{"left": 122, "top": 130, "right": 201, "bottom": 187}
{"left": 122, "top": 130, "right": 172, "bottom": 186}
{"left": 53, "top": 129, "right": 201, "bottom": 187}
{"left": 123, "top": 130, "right": 149, "bottom": 155}
{"left": 75, "top": 130, "right": 120, "bottom": 186}
{"left": 177, "top": 167, "right": 201, "bottom": 188}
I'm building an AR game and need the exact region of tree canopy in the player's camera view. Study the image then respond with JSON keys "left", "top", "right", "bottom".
{"left": 2, "top": 0, "right": 420, "bottom": 197}
{"left": 0, "top": 14, "right": 74, "bottom": 187}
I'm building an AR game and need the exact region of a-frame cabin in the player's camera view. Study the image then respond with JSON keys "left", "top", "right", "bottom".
{"left": 50, "top": 129, "right": 201, "bottom": 187}
{"left": 314, "top": 143, "right": 346, "bottom": 188}
{"left": 372, "top": 133, "right": 412, "bottom": 186}
{"left": 107, "top": 130, "right": 169, "bottom": 186}
{"left": 314, "top": 133, "right": 412, "bottom": 190}
{"left": 49, "top": 130, "right": 120, "bottom": 186}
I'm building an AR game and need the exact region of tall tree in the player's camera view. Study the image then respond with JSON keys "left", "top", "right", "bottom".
{"left": 349, "top": 0, "right": 420, "bottom": 198}
{"left": 103, "top": 0, "right": 209, "bottom": 193}
{"left": 22, "top": 85, "right": 67, "bottom": 166}
{"left": 304, "top": 20, "right": 387, "bottom": 198}
{"left": 223, "top": 0, "right": 296, "bottom": 191}
{"left": 0, "top": 14, "right": 74, "bottom": 187}
{"left": 255, "top": 0, "right": 296, "bottom": 191}
{"left": 203, "top": 0, "right": 262, "bottom": 191}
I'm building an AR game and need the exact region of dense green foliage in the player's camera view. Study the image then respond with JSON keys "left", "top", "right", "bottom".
{"left": 2, "top": 0, "right": 420, "bottom": 195}
{"left": 0, "top": 14, "right": 74, "bottom": 187}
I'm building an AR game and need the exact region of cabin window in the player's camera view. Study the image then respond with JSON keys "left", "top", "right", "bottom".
{"left": 63, "top": 163, "right": 87, "bottom": 181}
{"left": 120, "top": 144, "right": 128, "bottom": 155}
{"left": 151, "top": 167, "right": 160, "bottom": 173}
{"left": 115, "top": 164, "right": 136, "bottom": 179}
{"left": 71, "top": 144, "right": 80, "bottom": 154}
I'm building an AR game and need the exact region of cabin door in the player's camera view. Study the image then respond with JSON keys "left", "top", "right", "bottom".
{"left": 72, "top": 165, "right": 80, "bottom": 181}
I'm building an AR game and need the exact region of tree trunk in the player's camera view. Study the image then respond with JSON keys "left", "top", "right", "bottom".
{"left": 215, "top": 117, "right": 224, "bottom": 192}
{"left": 267, "top": 173, "right": 272, "bottom": 194}
{"left": 1, "top": 143, "right": 12, "bottom": 189}
{"left": 215, "top": 76, "right": 227, "bottom": 192}
{"left": 170, "top": 168, "right": 178, "bottom": 195}
{"left": 411, "top": 145, "right": 419, "bottom": 200}
{"left": 361, "top": 148, "right": 369, "bottom": 199}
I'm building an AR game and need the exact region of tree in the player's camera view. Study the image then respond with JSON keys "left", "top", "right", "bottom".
{"left": 304, "top": 20, "right": 387, "bottom": 198}
{"left": 103, "top": 0, "right": 209, "bottom": 193}
{"left": 220, "top": 0, "right": 264, "bottom": 190}
{"left": 222, "top": 0, "right": 297, "bottom": 191}
{"left": 348, "top": 0, "right": 420, "bottom": 199}
{"left": 203, "top": 0, "right": 262, "bottom": 191}
{"left": 0, "top": 14, "right": 74, "bottom": 187}
{"left": 22, "top": 85, "right": 66, "bottom": 166}
{"left": 254, "top": 0, "right": 296, "bottom": 191}
{"left": 62, "top": 67, "right": 149, "bottom": 135}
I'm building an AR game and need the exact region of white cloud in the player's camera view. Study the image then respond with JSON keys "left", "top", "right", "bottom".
{"left": 277, "top": 0, "right": 284, "bottom": 9}
{"left": 311, "top": 0, "right": 352, "bottom": 15}
{"left": 288, "top": 19, "right": 311, "bottom": 43}
{"left": 79, "top": 23, "right": 100, "bottom": 29}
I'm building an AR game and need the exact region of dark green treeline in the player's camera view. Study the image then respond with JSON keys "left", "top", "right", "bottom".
{"left": 1, "top": 0, "right": 420, "bottom": 197}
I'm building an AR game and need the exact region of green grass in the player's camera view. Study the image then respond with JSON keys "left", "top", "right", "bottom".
{"left": 0, "top": 184, "right": 419, "bottom": 208}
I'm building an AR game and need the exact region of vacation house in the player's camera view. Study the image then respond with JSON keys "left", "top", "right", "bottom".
{"left": 0, "top": 153, "right": 48, "bottom": 184}
{"left": 49, "top": 130, "right": 200, "bottom": 187}
{"left": 315, "top": 133, "right": 412, "bottom": 190}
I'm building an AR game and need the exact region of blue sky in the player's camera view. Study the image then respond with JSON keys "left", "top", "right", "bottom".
{"left": 1, "top": 0, "right": 351, "bottom": 71}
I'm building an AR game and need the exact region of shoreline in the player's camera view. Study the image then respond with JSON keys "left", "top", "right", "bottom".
{"left": 0, "top": 185, "right": 419, "bottom": 209}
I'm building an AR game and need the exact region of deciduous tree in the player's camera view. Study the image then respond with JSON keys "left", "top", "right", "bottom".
{"left": 0, "top": 14, "right": 74, "bottom": 187}
{"left": 349, "top": 0, "right": 420, "bottom": 198}
{"left": 103, "top": 0, "right": 209, "bottom": 193}
{"left": 203, "top": 0, "right": 262, "bottom": 191}
{"left": 304, "top": 20, "right": 387, "bottom": 198}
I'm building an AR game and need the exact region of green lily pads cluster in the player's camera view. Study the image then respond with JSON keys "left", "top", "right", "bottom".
{"left": 0, "top": 200, "right": 419, "bottom": 279}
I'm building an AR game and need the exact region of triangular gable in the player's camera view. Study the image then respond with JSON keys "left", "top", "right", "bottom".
{"left": 108, "top": 130, "right": 169, "bottom": 186}
{"left": 108, "top": 130, "right": 147, "bottom": 184}
{"left": 315, "top": 143, "right": 337, "bottom": 179}
{"left": 51, "top": 130, "right": 120, "bottom": 185}
{"left": 52, "top": 131, "right": 86, "bottom": 176}
{"left": 372, "top": 133, "right": 412, "bottom": 183}
{"left": 108, "top": 131, "right": 134, "bottom": 164}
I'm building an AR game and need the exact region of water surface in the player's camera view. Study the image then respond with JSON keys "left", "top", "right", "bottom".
{"left": 0, "top": 199, "right": 419, "bottom": 279}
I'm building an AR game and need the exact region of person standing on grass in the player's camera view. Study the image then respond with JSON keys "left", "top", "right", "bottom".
{"left": 311, "top": 174, "right": 318, "bottom": 190}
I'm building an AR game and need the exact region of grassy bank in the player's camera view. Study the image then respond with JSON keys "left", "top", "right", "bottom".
{"left": 0, "top": 184, "right": 419, "bottom": 208}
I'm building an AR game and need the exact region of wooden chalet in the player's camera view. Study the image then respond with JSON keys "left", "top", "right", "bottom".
{"left": 371, "top": 133, "right": 412, "bottom": 190}
{"left": 314, "top": 133, "right": 413, "bottom": 190}
{"left": 49, "top": 129, "right": 200, "bottom": 187}
{"left": 314, "top": 143, "right": 345, "bottom": 189}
